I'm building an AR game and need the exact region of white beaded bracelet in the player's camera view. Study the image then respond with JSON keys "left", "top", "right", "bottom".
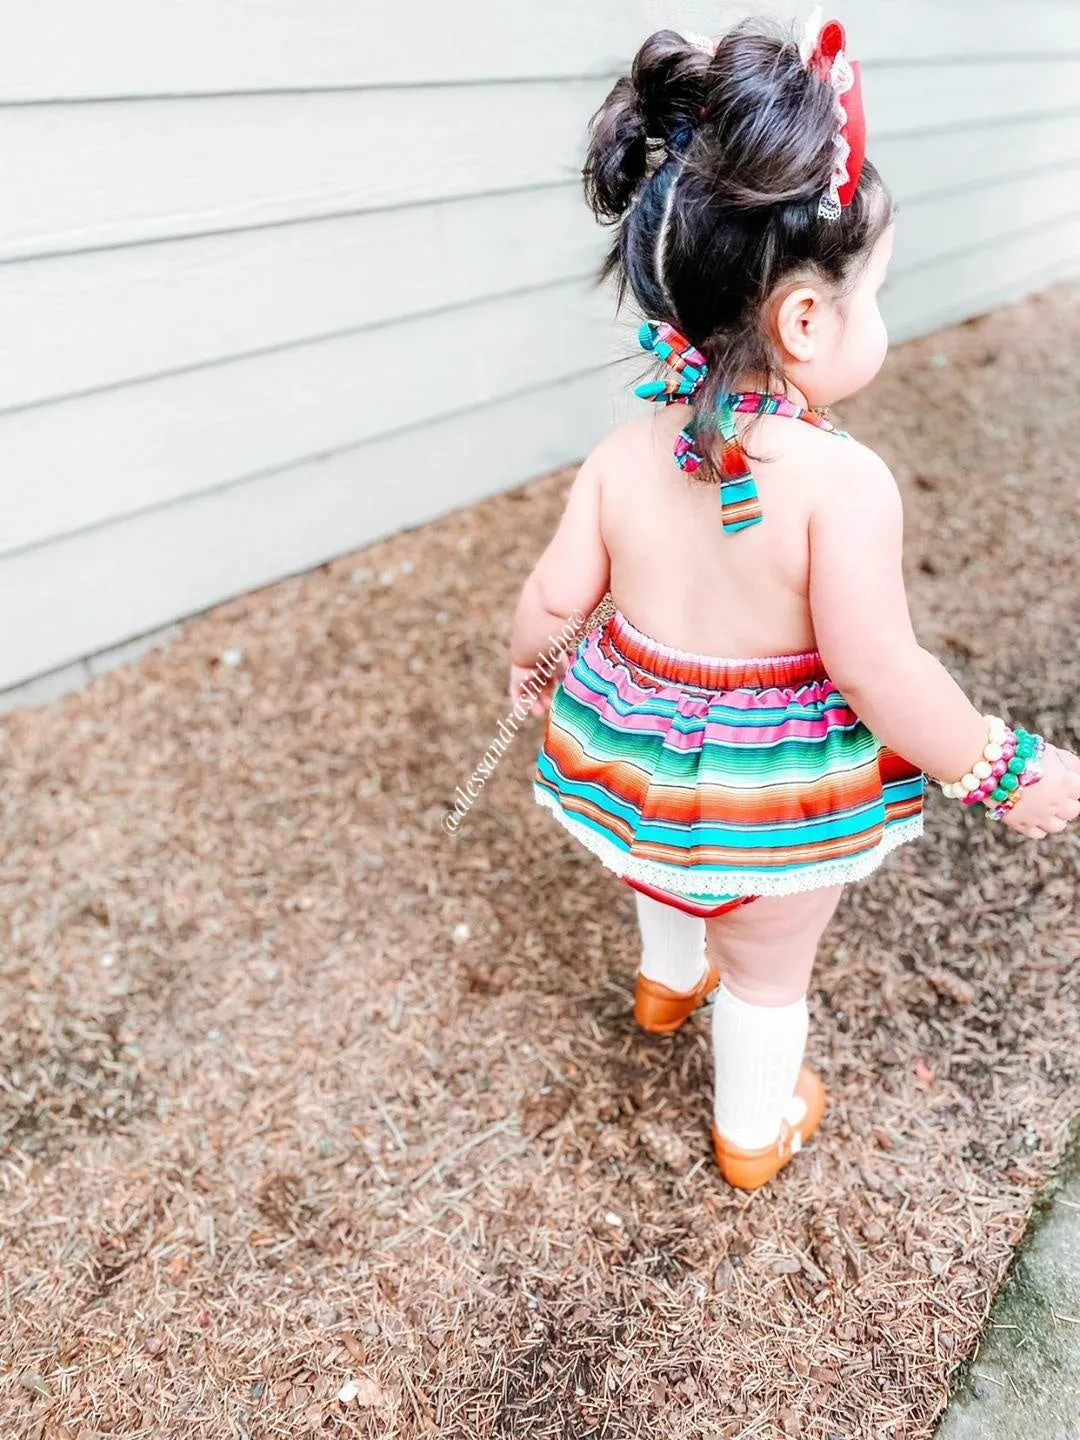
{"left": 940, "top": 715, "right": 1010, "bottom": 801}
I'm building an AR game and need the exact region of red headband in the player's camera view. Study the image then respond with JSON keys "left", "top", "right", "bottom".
{"left": 806, "top": 19, "right": 866, "bottom": 216}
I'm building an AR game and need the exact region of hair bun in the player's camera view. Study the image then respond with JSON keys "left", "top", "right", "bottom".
{"left": 699, "top": 25, "right": 839, "bottom": 209}
{"left": 583, "top": 29, "right": 711, "bottom": 222}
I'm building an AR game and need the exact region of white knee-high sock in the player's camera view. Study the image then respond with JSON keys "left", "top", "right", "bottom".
{"left": 712, "top": 985, "right": 808, "bottom": 1150}
{"left": 635, "top": 893, "right": 708, "bottom": 992}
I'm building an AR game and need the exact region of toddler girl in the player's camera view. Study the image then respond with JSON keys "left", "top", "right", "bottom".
{"left": 509, "top": 18, "right": 1080, "bottom": 1189}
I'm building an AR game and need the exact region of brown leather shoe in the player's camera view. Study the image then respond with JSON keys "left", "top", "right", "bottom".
{"left": 711, "top": 1067, "right": 826, "bottom": 1191}
{"left": 633, "top": 957, "right": 720, "bottom": 1034}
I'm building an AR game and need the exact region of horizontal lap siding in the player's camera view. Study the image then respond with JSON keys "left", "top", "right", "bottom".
{"left": 0, "top": 52, "right": 614, "bottom": 687}
{"left": 0, "top": 281, "right": 609, "bottom": 556}
{"left": 3, "top": 1, "right": 1074, "bottom": 97}
{"left": 865, "top": 49, "right": 1080, "bottom": 340}
{"left": 0, "top": 189, "right": 599, "bottom": 412}
{"left": 1, "top": 1, "right": 1079, "bottom": 693}
{"left": 4, "top": 63, "right": 1078, "bottom": 262}
{"left": 0, "top": 373, "right": 610, "bottom": 693}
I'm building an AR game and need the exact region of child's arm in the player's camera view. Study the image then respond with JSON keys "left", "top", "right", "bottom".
{"left": 809, "top": 443, "right": 1080, "bottom": 838}
{"left": 509, "top": 451, "right": 610, "bottom": 715}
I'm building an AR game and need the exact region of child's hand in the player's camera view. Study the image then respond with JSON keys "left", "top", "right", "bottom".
{"left": 1000, "top": 746, "right": 1080, "bottom": 839}
{"left": 509, "top": 660, "right": 566, "bottom": 718}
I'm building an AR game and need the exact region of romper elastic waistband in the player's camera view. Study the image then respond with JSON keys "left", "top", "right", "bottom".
{"left": 605, "top": 609, "right": 826, "bottom": 691}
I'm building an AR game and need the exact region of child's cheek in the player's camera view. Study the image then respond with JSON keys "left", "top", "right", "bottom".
{"left": 868, "top": 303, "right": 889, "bottom": 375}
{"left": 853, "top": 300, "right": 888, "bottom": 389}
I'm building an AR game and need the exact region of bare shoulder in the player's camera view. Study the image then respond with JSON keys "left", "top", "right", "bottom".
{"left": 584, "top": 411, "right": 682, "bottom": 486}
{"left": 566, "top": 419, "right": 648, "bottom": 513}
{"left": 812, "top": 433, "right": 901, "bottom": 519}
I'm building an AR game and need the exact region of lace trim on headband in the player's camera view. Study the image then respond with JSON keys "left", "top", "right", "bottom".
{"left": 534, "top": 785, "right": 924, "bottom": 899}
{"left": 819, "top": 49, "right": 855, "bottom": 221}
{"left": 799, "top": 6, "right": 825, "bottom": 65}
{"left": 801, "top": 11, "right": 866, "bottom": 220}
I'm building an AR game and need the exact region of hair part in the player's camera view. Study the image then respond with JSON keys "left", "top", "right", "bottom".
{"left": 583, "top": 21, "right": 893, "bottom": 479}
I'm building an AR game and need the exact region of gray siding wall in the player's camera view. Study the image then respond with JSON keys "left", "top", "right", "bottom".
{"left": 1, "top": 1, "right": 1078, "bottom": 697}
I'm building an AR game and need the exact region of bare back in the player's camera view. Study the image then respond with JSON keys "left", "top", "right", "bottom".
{"left": 599, "top": 404, "right": 845, "bottom": 657}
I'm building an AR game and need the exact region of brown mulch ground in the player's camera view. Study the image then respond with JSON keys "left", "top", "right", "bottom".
{"left": 1, "top": 286, "right": 1079, "bottom": 1440}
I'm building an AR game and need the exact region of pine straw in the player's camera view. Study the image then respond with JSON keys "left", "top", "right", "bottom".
{"left": 1, "top": 286, "right": 1079, "bottom": 1440}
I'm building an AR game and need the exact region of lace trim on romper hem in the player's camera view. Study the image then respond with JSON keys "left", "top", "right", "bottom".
{"left": 533, "top": 783, "right": 924, "bottom": 899}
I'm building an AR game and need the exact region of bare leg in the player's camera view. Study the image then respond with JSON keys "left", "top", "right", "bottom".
{"left": 705, "top": 886, "right": 843, "bottom": 1007}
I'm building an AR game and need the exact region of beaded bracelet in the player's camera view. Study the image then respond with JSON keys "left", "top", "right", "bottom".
{"left": 940, "top": 714, "right": 1045, "bottom": 816}
{"left": 940, "top": 715, "right": 1011, "bottom": 802}
{"left": 987, "top": 733, "right": 1046, "bottom": 823}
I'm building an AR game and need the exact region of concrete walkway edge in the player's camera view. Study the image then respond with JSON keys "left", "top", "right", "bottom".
{"left": 936, "top": 1131, "right": 1080, "bottom": 1439}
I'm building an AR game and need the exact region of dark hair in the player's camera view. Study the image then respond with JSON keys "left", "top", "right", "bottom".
{"left": 583, "top": 22, "right": 891, "bottom": 478}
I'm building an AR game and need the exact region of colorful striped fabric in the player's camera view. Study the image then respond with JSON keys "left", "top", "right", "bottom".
{"left": 633, "top": 321, "right": 707, "bottom": 403}
{"left": 534, "top": 610, "right": 924, "bottom": 917}
{"left": 632, "top": 316, "right": 848, "bottom": 534}
{"left": 715, "top": 393, "right": 847, "bottom": 533}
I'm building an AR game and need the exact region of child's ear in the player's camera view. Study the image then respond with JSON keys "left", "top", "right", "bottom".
{"left": 774, "top": 284, "right": 824, "bottom": 364}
